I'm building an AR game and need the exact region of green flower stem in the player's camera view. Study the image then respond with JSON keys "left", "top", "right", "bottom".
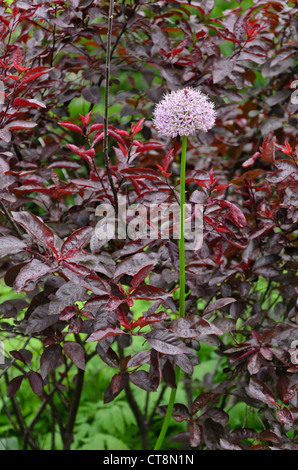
{"left": 179, "top": 134, "right": 187, "bottom": 318}
{"left": 153, "top": 135, "right": 187, "bottom": 451}
{"left": 153, "top": 367, "right": 181, "bottom": 451}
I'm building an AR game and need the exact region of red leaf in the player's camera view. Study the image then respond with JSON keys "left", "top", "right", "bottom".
{"left": 20, "top": 66, "right": 54, "bottom": 84}
{"left": 58, "top": 121, "right": 83, "bottom": 134}
{"left": 59, "top": 306, "right": 77, "bottom": 321}
{"left": 89, "top": 123, "right": 104, "bottom": 133}
{"left": 92, "top": 131, "right": 104, "bottom": 146}
{"left": 116, "top": 308, "right": 130, "bottom": 329}
{"left": 131, "top": 285, "right": 171, "bottom": 301}
{"left": 120, "top": 168, "right": 161, "bottom": 181}
{"left": 135, "top": 142, "right": 164, "bottom": 153}
{"left": 131, "top": 311, "right": 170, "bottom": 329}
{"left": 6, "top": 120, "right": 37, "bottom": 130}
{"left": 108, "top": 128, "right": 126, "bottom": 147}
{"left": 216, "top": 200, "right": 247, "bottom": 228}
{"left": 11, "top": 211, "right": 61, "bottom": 255}
{"left": 106, "top": 296, "right": 124, "bottom": 311}
{"left": 79, "top": 111, "right": 91, "bottom": 127}
{"left": 131, "top": 264, "right": 154, "bottom": 288}
{"left": 13, "top": 97, "right": 46, "bottom": 108}
{"left": 67, "top": 144, "right": 95, "bottom": 163}
{"left": 63, "top": 341, "right": 85, "bottom": 370}
{"left": 163, "top": 148, "right": 174, "bottom": 171}
{"left": 12, "top": 48, "right": 23, "bottom": 70}
{"left": 242, "top": 152, "right": 261, "bottom": 168}
{"left": 131, "top": 118, "right": 145, "bottom": 136}
{"left": 61, "top": 226, "right": 92, "bottom": 258}
{"left": 86, "top": 327, "right": 126, "bottom": 343}
{"left": 261, "top": 136, "right": 276, "bottom": 163}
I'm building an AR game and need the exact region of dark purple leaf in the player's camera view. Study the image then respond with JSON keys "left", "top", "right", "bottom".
{"left": 283, "top": 383, "right": 298, "bottom": 402}
{"left": 59, "top": 306, "right": 77, "bottom": 321}
{"left": 61, "top": 226, "right": 92, "bottom": 258}
{"left": 276, "top": 407, "right": 293, "bottom": 427}
{"left": 161, "top": 359, "right": 177, "bottom": 388}
{"left": 219, "top": 438, "right": 244, "bottom": 450}
{"left": 174, "top": 353, "right": 195, "bottom": 375}
{"left": 6, "top": 375, "right": 24, "bottom": 397}
{"left": 129, "top": 370, "right": 155, "bottom": 392}
{"left": 189, "top": 422, "right": 203, "bottom": 448}
{"left": 40, "top": 344, "right": 62, "bottom": 379}
{"left": 68, "top": 316, "right": 83, "bottom": 334}
{"left": 131, "top": 285, "right": 171, "bottom": 301}
{"left": 149, "top": 349, "right": 161, "bottom": 390}
{"left": 86, "top": 327, "right": 126, "bottom": 343}
{"left": 191, "top": 392, "right": 215, "bottom": 415}
{"left": 14, "top": 259, "right": 54, "bottom": 292}
{"left": 10, "top": 349, "right": 32, "bottom": 365}
{"left": 104, "top": 372, "right": 129, "bottom": 403}
{"left": 213, "top": 57, "right": 235, "bottom": 84}
{"left": 25, "top": 305, "right": 59, "bottom": 334}
{"left": 28, "top": 371, "right": 44, "bottom": 396}
{"left": 203, "top": 297, "right": 236, "bottom": 316}
{"left": 0, "top": 236, "right": 26, "bottom": 257}
{"left": 63, "top": 341, "right": 85, "bottom": 370}
{"left": 127, "top": 350, "right": 151, "bottom": 368}
{"left": 248, "top": 352, "right": 262, "bottom": 375}
{"left": 258, "top": 430, "right": 281, "bottom": 443}
{"left": 96, "top": 343, "right": 119, "bottom": 369}
{"left": 131, "top": 264, "right": 154, "bottom": 288}
{"left": 11, "top": 211, "right": 62, "bottom": 254}
{"left": 202, "top": 418, "right": 224, "bottom": 450}
{"left": 204, "top": 408, "right": 229, "bottom": 426}
{"left": 48, "top": 282, "right": 86, "bottom": 315}
{"left": 132, "top": 311, "right": 170, "bottom": 329}
{"left": 146, "top": 329, "right": 191, "bottom": 355}
{"left": 248, "top": 378, "right": 278, "bottom": 409}
{"left": 171, "top": 404, "right": 191, "bottom": 422}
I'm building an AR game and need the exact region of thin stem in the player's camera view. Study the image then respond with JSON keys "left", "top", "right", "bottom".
{"left": 153, "top": 135, "right": 187, "bottom": 450}
{"left": 103, "top": 0, "right": 118, "bottom": 215}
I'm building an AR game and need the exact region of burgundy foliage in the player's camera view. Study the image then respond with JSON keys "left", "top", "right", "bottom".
{"left": 0, "top": 0, "right": 297, "bottom": 451}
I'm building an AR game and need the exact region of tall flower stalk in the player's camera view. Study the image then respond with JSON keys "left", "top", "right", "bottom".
{"left": 152, "top": 88, "right": 216, "bottom": 450}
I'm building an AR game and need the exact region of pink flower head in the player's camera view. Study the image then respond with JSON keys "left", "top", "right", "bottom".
{"left": 153, "top": 87, "right": 216, "bottom": 137}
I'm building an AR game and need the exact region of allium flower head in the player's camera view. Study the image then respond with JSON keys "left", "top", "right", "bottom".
{"left": 153, "top": 87, "right": 216, "bottom": 138}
